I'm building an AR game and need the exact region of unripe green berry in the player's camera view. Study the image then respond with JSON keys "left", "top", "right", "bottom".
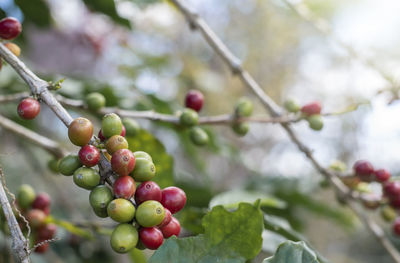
{"left": 89, "top": 185, "right": 113, "bottom": 218}
{"left": 283, "top": 99, "right": 300, "bottom": 113}
{"left": 235, "top": 97, "right": 253, "bottom": 117}
{"left": 107, "top": 198, "right": 136, "bottom": 223}
{"left": 232, "top": 122, "right": 249, "bottom": 136}
{"left": 86, "top": 92, "right": 106, "bottom": 111}
{"left": 179, "top": 108, "right": 198, "bottom": 127}
{"left": 122, "top": 118, "right": 140, "bottom": 137}
{"left": 189, "top": 127, "right": 209, "bottom": 146}
{"left": 135, "top": 200, "right": 165, "bottom": 227}
{"left": 106, "top": 135, "right": 128, "bottom": 155}
{"left": 133, "top": 151, "right": 152, "bottom": 162}
{"left": 73, "top": 167, "right": 100, "bottom": 190}
{"left": 58, "top": 155, "right": 82, "bottom": 176}
{"left": 329, "top": 160, "right": 347, "bottom": 172}
{"left": 93, "top": 208, "right": 108, "bottom": 218}
{"left": 17, "top": 184, "right": 36, "bottom": 209}
{"left": 307, "top": 115, "right": 324, "bottom": 131}
{"left": 47, "top": 158, "right": 60, "bottom": 173}
{"left": 130, "top": 158, "right": 156, "bottom": 182}
{"left": 102, "top": 113, "right": 122, "bottom": 138}
{"left": 381, "top": 205, "right": 397, "bottom": 222}
{"left": 110, "top": 223, "right": 138, "bottom": 253}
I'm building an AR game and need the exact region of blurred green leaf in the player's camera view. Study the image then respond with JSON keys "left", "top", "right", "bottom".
{"left": 82, "top": 0, "right": 131, "bottom": 28}
{"left": 15, "top": 0, "right": 51, "bottom": 27}
{"left": 0, "top": 8, "right": 6, "bottom": 19}
{"left": 176, "top": 181, "right": 213, "bottom": 208}
{"left": 178, "top": 207, "right": 207, "bottom": 235}
{"left": 129, "top": 248, "right": 147, "bottom": 263}
{"left": 263, "top": 240, "right": 319, "bottom": 263}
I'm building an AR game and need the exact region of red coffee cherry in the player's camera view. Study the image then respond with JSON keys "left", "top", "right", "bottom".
{"left": 27, "top": 209, "right": 46, "bottom": 228}
{"left": 300, "top": 101, "right": 321, "bottom": 116}
{"left": 393, "top": 218, "right": 400, "bottom": 236}
{"left": 34, "top": 242, "right": 49, "bottom": 254}
{"left": 121, "top": 125, "right": 126, "bottom": 137}
{"left": 68, "top": 117, "right": 93, "bottom": 146}
{"left": 78, "top": 145, "right": 100, "bottom": 167}
{"left": 135, "top": 181, "right": 162, "bottom": 204}
{"left": 157, "top": 208, "right": 172, "bottom": 228}
{"left": 111, "top": 149, "right": 135, "bottom": 176}
{"left": 113, "top": 176, "right": 136, "bottom": 199}
{"left": 353, "top": 160, "right": 374, "bottom": 181}
{"left": 383, "top": 181, "right": 400, "bottom": 198}
{"left": 374, "top": 169, "right": 391, "bottom": 183}
{"left": 0, "top": 17, "right": 22, "bottom": 40}
{"left": 160, "top": 217, "right": 181, "bottom": 238}
{"left": 185, "top": 90, "right": 204, "bottom": 112}
{"left": 37, "top": 224, "right": 57, "bottom": 240}
{"left": 161, "top": 187, "right": 186, "bottom": 214}
{"left": 98, "top": 129, "right": 106, "bottom": 141}
{"left": 390, "top": 195, "right": 400, "bottom": 208}
{"left": 139, "top": 227, "right": 164, "bottom": 250}
{"left": 32, "top": 192, "right": 51, "bottom": 211}
{"left": 17, "top": 98, "right": 40, "bottom": 120}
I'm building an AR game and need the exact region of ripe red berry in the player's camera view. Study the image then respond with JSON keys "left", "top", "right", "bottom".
{"left": 17, "top": 98, "right": 40, "bottom": 120}
{"left": 0, "top": 17, "right": 22, "bottom": 40}
{"left": 161, "top": 187, "right": 186, "bottom": 214}
{"left": 78, "top": 145, "right": 100, "bottom": 167}
{"left": 375, "top": 169, "right": 391, "bottom": 183}
{"left": 157, "top": 208, "right": 172, "bottom": 228}
{"left": 121, "top": 125, "right": 126, "bottom": 137}
{"left": 139, "top": 227, "right": 163, "bottom": 250}
{"left": 32, "top": 193, "right": 51, "bottom": 211}
{"left": 98, "top": 129, "right": 106, "bottom": 141}
{"left": 111, "top": 149, "right": 135, "bottom": 176}
{"left": 383, "top": 181, "right": 400, "bottom": 198}
{"left": 160, "top": 217, "right": 181, "bottom": 238}
{"left": 390, "top": 195, "right": 400, "bottom": 208}
{"left": 393, "top": 218, "right": 400, "bottom": 236}
{"left": 37, "top": 224, "right": 57, "bottom": 240}
{"left": 300, "top": 101, "right": 321, "bottom": 116}
{"left": 353, "top": 160, "right": 374, "bottom": 181}
{"left": 113, "top": 176, "right": 136, "bottom": 199}
{"left": 135, "top": 181, "right": 162, "bottom": 204}
{"left": 34, "top": 242, "right": 49, "bottom": 254}
{"left": 185, "top": 90, "right": 204, "bottom": 112}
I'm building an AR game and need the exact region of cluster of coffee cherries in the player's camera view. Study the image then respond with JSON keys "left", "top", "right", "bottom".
{"left": 0, "top": 17, "right": 22, "bottom": 70}
{"left": 284, "top": 99, "right": 323, "bottom": 131}
{"left": 14, "top": 185, "right": 56, "bottom": 253}
{"left": 55, "top": 111, "right": 185, "bottom": 253}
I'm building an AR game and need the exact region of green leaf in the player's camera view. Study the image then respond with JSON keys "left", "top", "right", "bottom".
{"left": 129, "top": 248, "right": 147, "bottom": 263}
{"left": 82, "top": 0, "right": 131, "bottom": 28}
{"left": 127, "top": 129, "right": 174, "bottom": 188}
{"left": 263, "top": 241, "right": 319, "bottom": 263}
{"left": 15, "top": 0, "right": 51, "bottom": 27}
{"left": 178, "top": 207, "right": 207, "bottom": 235}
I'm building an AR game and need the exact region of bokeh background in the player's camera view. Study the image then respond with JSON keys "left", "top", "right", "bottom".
{"left": 1, "top": 0, "right": 400, "bottom": 262}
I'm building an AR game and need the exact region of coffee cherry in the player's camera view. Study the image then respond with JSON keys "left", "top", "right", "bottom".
{"left": 394, "top": 218, "right": 400, "bottom": 236}
{"left": 375, "top": 169, "right": 391, "bottom": 183}
{"left": 383, "top": 181, "right": 400, "bottom": 198}
{"left": 139, "top": 227, "right": 163, "bottom": 250}
{"left": 161, "top": 187, "right": 186, "bottom": 214}
{"left": 102, "top": 113, "right": 122, "bottom": 138}
{"left": 232, "top": 122, "right": 249, "bottom": 136}
{"left": 283, "top": 99, "right": 300, "bottom": 113}
{"left": 4, "top": 42, "right": 20, "bottom": 56}
{"left": 98, "top": 129, "right": 106, "bottom": 141}
{"left": 307, "top": 115, "right": 323, "bottom": 131}
{"left": 157, "top": 208, "right": 172, "bottom": 228}
{"left": 47, "top": 158, "right": 59, "bottom": 173}
{"left": 0, "top": 17, "right": 22, "bottom": 40}
{"left": 110, "top": 223, "right": 138, "bottom": 253}
{"left": 68, "top": 117, "right": 93, "bottom": 146}
{"left": 106, "top": 135, "right": 128, "bottom": 155}
{"left": 122, "top": 118, "right": 140, "bottom": 137}
{"left": 133, "top": 151, "right": 152, "bottom": 162}
{"left": 185, "top": 90, "right": 204, "bottom": 112}
{"left": 135, "top": 181, "right": 162, "bottom": 204}
{"left": 86, "top": 92, "right": 105, "bottom": 111}
{"left": 189, "top": 127, "right": 209, "bottom": 146}
{"left": 107, "top": 198, "right": 136, "bottom": 223}
{"left": 341, "top": 176, "right": 360, "bottom": 189}
{"left": 114, "top": 176, "right": 136, "bottom": 199}
{"left": 37, "top": 224, "right": 57, "bottom": 240}
{"left": 17, "top": 98, "right": 40, "bottom": 120}
{"left": 353, "top": 160, "right": 374, "bottom": 182}
{"left": 391, "top": 195, "right": 400, "bottom": 209}
{"left": 329, "top": 160, "right": 347, "bottom": 172}
{"left": 58, "top": 155, "right": 82, "bottom": 176}
{"left": 130, "top": 158, "right": 155, "bottom": 182}
{"left": 121, "top": 125, "right": 126, "bottom": 137}
{"left": 301, "top": 101, "right": 322, "bottom": 116}
{"left": 111, "top": 149, "right": 136, "bottom": 176}
{"left": 179, "top": 108, "right": 198, "bottom": 127}
{"left": 235, "top": 97, "right": 253, "bottom": 117}
{"left": 32, "top": 193, "right": 50, "bottom": 211}
{"left": 17, "top": 184, "right": 36, "bottom": 209}
{"left": 89, "top": 185, "right": 113, "bottom": 217}
{"left": 381, "top": 206, "right": 397, "bottom": 222}
{"left": 160, "top": 217, "right": 181, "bottom": 238}
{"left": 34, "top": 242, "right": 49, "bottom": 254}
{"left": 135, "top": 200, "right": 165, "bottom": 227}
{"left": 27, "top": 209, "right": 46, "bottom": 228}
{"left": 78, "top": 145, "right": 100, "bottom": 167}
{"left": 73, "top": 167, "right": 100, "bottom": 190}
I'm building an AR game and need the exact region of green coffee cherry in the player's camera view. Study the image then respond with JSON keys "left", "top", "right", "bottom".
{"left": 107, "top": 199, "right": 136, "bottom": 223}
{"left": 47, "top": 158, "right": 59, "bottom": 173}
{"left": 381, "top": 206, "right": 397, "bottom": 222}
{"left": 102, "top": 113, "right": 122, "bottom": 138}
{"left": 17, "top": 184, "right": 36, "bottom": 209}
{"left": 307, "top": 115, "right": 323, "bottom": 131}
{"left": 235, "top": 97, "right": 253, "bottom": 117}
{"left": 329, "top": 160, "right": 347, "bottom": 172}
{"left": 130, "top": 158, "right": 156, "bottom": 182}
{"left": 89, "top": 185, "right": 113, "bottom": 218}
{"left": 189, "top": 127, "right": 209, "bottom": 146}
{"left": 73, "top": 167, "right": 100, "bottom": 190}
{"left": 110, "top": 223, "right": 138, "bottom": 253}
{"left": 179, "top": 108, "right": 198, "bottom": 127}
{"left": 283, "top": 99, "right": 300, "bottom": 113}
{"left": 232, "top": 122, "right": 249, "bottom": 136}
{"left": 86, "top": 92, "right": 106, "bottom": 111}
{"left": 135, "top": 200, "right": 165, "bottom": 227}
{"left": 133, "top": 151, "right": 152, "bottom": 162}
{"left": 59, "top": 155, "right": 82, "bottom": 176}
{"left": 122, "top": 118, "right": 140, "bottom": 137}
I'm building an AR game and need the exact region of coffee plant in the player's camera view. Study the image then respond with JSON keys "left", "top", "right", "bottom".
{"left": 0, "top": 0, "right": 399, "bottom": 263}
